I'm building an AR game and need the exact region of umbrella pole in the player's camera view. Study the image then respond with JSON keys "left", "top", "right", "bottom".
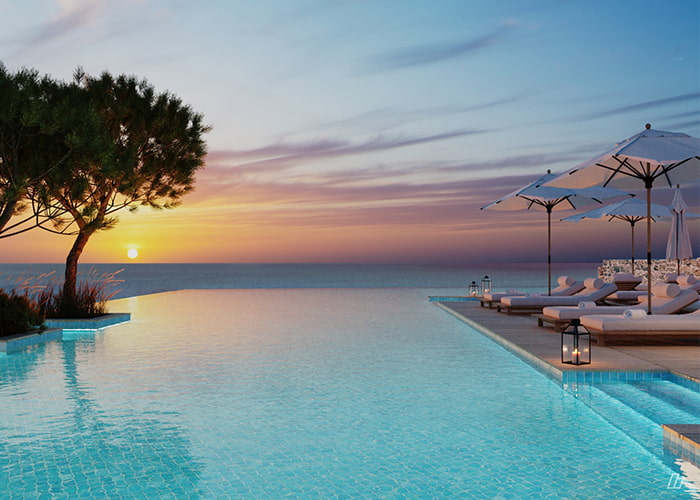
{"left": 646, "top": 186, "right": 652, "bottom": 315}
{"left": 630, "top": 221, "right": 635, "bottom": 274}
{"left": 547, "top": 208, "right": 552, "bottom": 295}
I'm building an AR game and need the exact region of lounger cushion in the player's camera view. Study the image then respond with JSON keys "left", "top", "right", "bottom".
{"left": 483, "top": 291, "right": 523, "bottom": 301}
{"left": 501, "top": 282, "right": 617, "bottom": 308}
{"left": 542, "top": 304, "right": 630, "bottom": 320}
{"left": 540, "top": 289, "right": 698, "bottom": 320}
{"left": 582, "top": 309, "right": 700, "bottom": 332}
{"left": 606, "top": 290, "right": 645, "bottom": 301}
{"left": 486, "top": 277, "right": 584, "bottom": 303}
{"left": 613, "top": 273, "right": 640, "bottom": 282}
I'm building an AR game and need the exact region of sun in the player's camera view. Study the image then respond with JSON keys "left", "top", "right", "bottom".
{"left": 127, "top": 248, "right": 139, "bottom": 260}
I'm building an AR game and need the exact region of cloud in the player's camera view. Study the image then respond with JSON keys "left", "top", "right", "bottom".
{"left": 588, "top": 92, "right": 700, "bottom": 120}
{"left": 663, "top": 110, "right": 700, "bottom": 120}
{"left": 207, "top": 129, "right": 489, "bottom": 173}
{"left": 23, "top": 0, "right": 103, "bottom": 49}
{"left": 666, "top": 119, "right": 700, "bottom": 130}
{"left": 360, "top": 24, "right": 516, "bottom": 73}
{"left": 431, "top": 152, "right": 583, "bottom": 176}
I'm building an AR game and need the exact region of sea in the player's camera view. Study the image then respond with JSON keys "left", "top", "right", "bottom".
{"left": 0, "top": 262, "right": 601, "bottom": 299}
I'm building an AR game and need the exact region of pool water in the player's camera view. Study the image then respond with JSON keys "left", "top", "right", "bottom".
{"left": 0, "top": 288, "right": 698, "bottom": 499}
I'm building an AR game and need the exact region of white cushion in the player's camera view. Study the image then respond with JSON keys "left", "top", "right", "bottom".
{"left": 557, "top": 276, "right": 575, "bottom": 286}
{"left": 651, "top": 283, "right": 680, "bottom": 298}
{"left": 583, "top": 278, "right": 604, "bottom": 289}
{"left": 678, "top": 274, "right": 698, "bottom": 286}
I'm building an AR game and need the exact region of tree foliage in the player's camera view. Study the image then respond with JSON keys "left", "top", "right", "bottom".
{"left": 0, "top": 64, "right": 64, "bottom": 236}
{"left": 0, "top": 64, "right": 110, "bottom": 239}
{"left": 0, "top": 64, "right": 209, "bottom": 315}
{"left": 39, "top": 69, "right": 210, "bottom": 305}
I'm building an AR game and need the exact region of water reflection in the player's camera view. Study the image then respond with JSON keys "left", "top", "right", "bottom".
{"left": 0, "top": 331, "right": 206, "bottom": 497}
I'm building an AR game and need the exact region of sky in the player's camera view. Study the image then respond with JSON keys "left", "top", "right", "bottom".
{"left": 1, "top": 0, "right": 699, "bottom": 264}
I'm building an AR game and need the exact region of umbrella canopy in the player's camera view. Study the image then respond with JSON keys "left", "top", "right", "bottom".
{"left": 666, "top": 186, "right": 694, "bottom": 274}
{"left": 561, "top": 198, "right": 671, "bottom": 274}
{"left": 481, "top": 170, "right": 629, "bottom": 294}
{"left": 546, "top": 124, "right": 700, "bottom": 314}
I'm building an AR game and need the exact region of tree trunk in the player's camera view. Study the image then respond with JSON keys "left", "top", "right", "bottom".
{"left": 63, "top": 229, "right": 92, "bottom": 305}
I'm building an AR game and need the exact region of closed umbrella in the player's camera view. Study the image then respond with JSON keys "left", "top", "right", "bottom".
{"left": 666, "top": 186, "right": 694, "bottom": 275}
{"left": 561, "top": 198, "right": 671, "bottom": 274}
{"left": 481, "top": 170, "right": 629, "bottom": 294}
{"left": 546, "top": 124, "right": 700, "bottom": 314}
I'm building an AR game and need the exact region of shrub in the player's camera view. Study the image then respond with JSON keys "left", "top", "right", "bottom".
{"left": 36, "top": 269, "right": 123, "bottom": 319}
{"left": 0, "top": 290, "right": 45, "bottom": 337}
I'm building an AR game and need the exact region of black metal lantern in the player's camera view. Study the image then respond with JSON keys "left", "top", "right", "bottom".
{"left": 468, "top": 280, "right": 480, "bottom": 296}
{"left": 561, "top": 319, "right": 591, "bottom": 365}
{"left": 481, "top": 275, "right": 492, "bottom": 295}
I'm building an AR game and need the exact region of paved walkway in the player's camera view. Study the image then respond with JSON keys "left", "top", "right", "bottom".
{"left": 436, "top": 299, "right": 700, "bottom": 383}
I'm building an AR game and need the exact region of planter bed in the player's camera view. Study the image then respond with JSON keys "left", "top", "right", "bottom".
{"left": 44, "top": 312, "right": 131, "bottom": 331}
{"left": 0, "top": 328, "right": 62, "bottom": 354}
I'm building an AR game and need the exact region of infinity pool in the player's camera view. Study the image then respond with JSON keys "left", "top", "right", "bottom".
{"left": 0, "top": 289, "right": 697, "bottom": 498}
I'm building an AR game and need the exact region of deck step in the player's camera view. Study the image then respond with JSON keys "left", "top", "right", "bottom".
{"left": 595, "top": 381, "right": 700, "bottom": 425}
{"left": 570, "top": 379, "right": 700, "bottom": 456}
{"left": 573, "top": 385, "right": 661, "bottom": 454}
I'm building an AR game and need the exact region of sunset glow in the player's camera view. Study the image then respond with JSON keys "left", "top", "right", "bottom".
{"left": 1, "top": 2, "right": 698, "bottom": 264}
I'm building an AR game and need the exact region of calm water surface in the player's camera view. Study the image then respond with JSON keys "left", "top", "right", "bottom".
{"left": 0, "top": 288, "right": 697, "bottom": 498}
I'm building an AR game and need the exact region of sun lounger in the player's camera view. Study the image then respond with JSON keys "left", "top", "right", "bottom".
{"left": 608, "top": 273, "right": 700, "bottom": 303}
{"left": 498, "top": 278, "right": 617, "bottom": 315}
{"left": 581, "top": 309, "right": 700, "bottom": 346}
{"left": 536, "top": 284, "right": 699, "bottom": 332}
{"left": 480, "top": 276, "right": 584, "bottom": 308}
{"left": 605, "top": 273, "right": 645, "bottom": 303}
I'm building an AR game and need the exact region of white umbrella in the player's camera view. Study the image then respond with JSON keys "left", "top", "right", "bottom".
{"left": 546, "top": 124, "right": 700, "bottom": 314}
{"left": 666, "top": 186, "right": 694, "bottom": 275}
{"left": 561, "top": 198, "right": 671, "bottom": 274}
{"left": 481, "top": 170, "right": 629, "bottom": 294}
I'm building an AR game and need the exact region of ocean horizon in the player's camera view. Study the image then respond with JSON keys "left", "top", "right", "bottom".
{"left": 0, "top": 262, "right": 601, "bottom": 299}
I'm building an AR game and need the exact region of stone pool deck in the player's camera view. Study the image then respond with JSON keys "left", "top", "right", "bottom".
{"left": 436, "top": 299, "right": 700, "bottom": 382}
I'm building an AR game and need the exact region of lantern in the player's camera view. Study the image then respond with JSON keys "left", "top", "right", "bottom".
{"left": 561, "top": 319, "right": 591, "bottom": 365}
{"left": 481, "top": 275, "right": 492, "bottom": 295}
{"left": 468, "top": 281, "right": 480, "bottom": 296}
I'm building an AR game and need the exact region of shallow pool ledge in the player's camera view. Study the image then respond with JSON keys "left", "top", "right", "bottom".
{"left": 44, "top": 312, "right": 131, "bottom": 331}
{"left": 0, "top": 328, "right": 62, "bottom": 353}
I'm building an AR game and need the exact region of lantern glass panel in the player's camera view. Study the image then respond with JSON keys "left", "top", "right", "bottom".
{"left": 561, "top": 320, "right": 591, "bottom": 365}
